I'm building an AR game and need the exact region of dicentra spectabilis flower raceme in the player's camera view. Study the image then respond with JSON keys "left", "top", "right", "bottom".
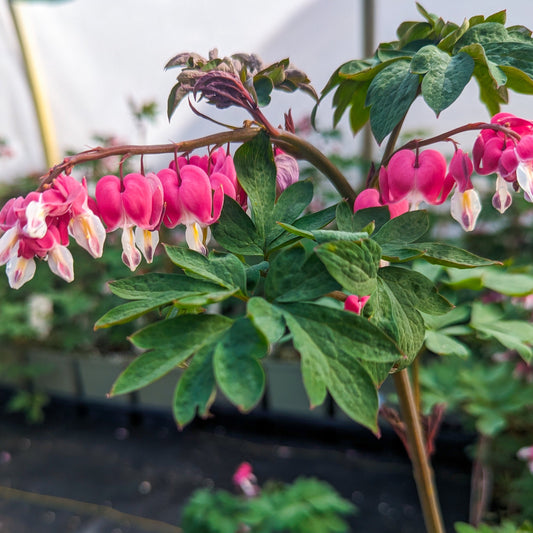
{"left": 0, "top": 174, "right": 105, "bottom": 288}
{"left": 95, "top": 172, "right": 163, "bottom": 271}
{"left": 448, "top": 149, "right": 481, "bottom": 231}
{"left": 159, "top": 147, "right": 243, "bottom": 255}
{"left": 353, "top": 188, "right": 409, "bottom": 219}
{"left": 473, "top": 112, "right": 533, "bottom": 210}
{"left": 379, "top": 149, "right": 454, "bottom": 210}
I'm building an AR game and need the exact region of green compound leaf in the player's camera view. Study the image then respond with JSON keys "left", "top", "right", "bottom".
{"left": 315, "top": 239, "right": 382, "bottom": 296}
{"left": 212, "top": 196, "right": 264, "bottom": 256}
{"left": 234, "top": 131, "right": 276, "bottom": 242}
{"left": 173, "top": 345, "right": 216, "bottom": 429}
{"left": 281, "top": 302, "right": 402, "bottom": 433}
{"left": 265, "top": 244, "right": 341, "bottom": 303}
{"left": 165, "top": 245, "right": 247, "bottom": 294}
{"left": 365, "top": 60, "right": 420, "bottom": 144}
{"left": 111, "top": 314, "right": 232, "bottom": 395}
{"left": 214, "top": 317, "right": 268, "bottom": 411}
{"left": 410, "top": 45, "right": 474, "bottom": 115}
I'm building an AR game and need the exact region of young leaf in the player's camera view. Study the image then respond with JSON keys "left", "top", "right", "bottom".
{"left": 212, "top": 196, "right": 263, "bottom": 255}
{"left": 234, "top": 131, "right": 276, "bottom": 241}
{"left": 213, "top": 317, "right": 268, "bottom": 411}
{"left": 337, "top": 201, "right": 390, "bottom": 234}
{"left": 173, "top": 345, "right": 216, "bottom": 428}
{"left": 365, "top": 60, "right": 420, "bottom": 144}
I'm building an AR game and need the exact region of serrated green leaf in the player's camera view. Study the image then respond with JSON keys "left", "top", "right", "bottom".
{"left": 173, "top": 345, "right": 216, "bottom": 428}
{"left": 379, "top": 267, "right": 452, "bottom": 315}
{"left": 453, "top": 22, "right": 510, "bottom": 52}
{"left": 214, "top": 317, "right": 267, "bottom": 411}
{"left": 95, "top": 288, "right": 234, "bottom": 329}
{"left": 367, "top": 273, "right": 427, "bottom": 362}
{"left": 366, "top": 60, "right": 420, "bottom": 144}
{"left": 111, "top": 314, "right": 232, "bottom": 395}
{"left": 108, "top": 273, "right": 224, "bottom": 300}
{"left": 130, "top": 313, "right": 232, "bottom": 350}
{"left": 265, "top": 245, "right": 340, "bottom": 303}
{"left": 373, "top": 210, "right": 429, "bottom": 244}
{"left": 212, "top": 196, "right": 263, "bottom": 255}
{"left": 316, "top": 239, "right": 381, "bottom": 296}
{"left": 483, "top": 42, "right": 533, "bottom": 80}
{"left": 381, "top": 245, "right": 425, "bottom": 263}
{"left": 410, "top": 45, "right": 474, "bottom": 115}
{"left": 413, "top": 242, "right": 496, "bottom": 268}
{"left": 234, "top": 131, "right": 276, "bottom": 241}
{"left": 165, "top": 246, "right": 247, "bottom": 293}
{"left": 247, "top": 297, "right": 286, "bottom": 344}
{"left": 268, "top": 180, "right": 314, "bottom": 244}
{"left": 459, "top": 43, "right": 508, "bottom": 114}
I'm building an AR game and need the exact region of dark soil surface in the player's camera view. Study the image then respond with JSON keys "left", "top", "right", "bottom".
{"left": 0, "top": 391, "right": 472, "bottom": 533}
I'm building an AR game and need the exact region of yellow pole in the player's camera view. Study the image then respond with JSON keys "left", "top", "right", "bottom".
{"left": 8, "top": 0, "right": 60, "bottom": 169}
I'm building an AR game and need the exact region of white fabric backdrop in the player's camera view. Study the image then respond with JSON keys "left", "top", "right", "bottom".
{"left": 1, "top": 0, "right": 533, "bottom": 182}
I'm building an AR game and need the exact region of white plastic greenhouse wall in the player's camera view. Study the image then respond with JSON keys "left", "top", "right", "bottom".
{"left": 1, "top": 0, "right": 533, "bottom": 183}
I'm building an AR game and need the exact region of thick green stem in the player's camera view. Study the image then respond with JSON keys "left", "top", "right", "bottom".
{"left": 393, "top": 369, "right": 445, "bottom": 533}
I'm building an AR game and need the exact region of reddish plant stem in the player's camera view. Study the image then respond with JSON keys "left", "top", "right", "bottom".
{"left": 393, "top": 369, "right": 445, "bottom": 533}
{"left": 37, "top": 126, "right": 357, "bottom": 203}
{"left": 392, "top": 122, "right": 521, "bottom": 162}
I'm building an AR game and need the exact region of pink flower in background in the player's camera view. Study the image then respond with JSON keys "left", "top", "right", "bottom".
{"left": 353, "top": 188, "right": 408, "bottom": 219}
{"left": 95, "top": 172, "right": 163, "bottom": 270}
{"left": 274, "top": 148, "right": 299, "bottom": 196}
{"left": 448, "top": 149, "right": 481, "bottom": 231}
{"left": 232, "top": 462, "right": 259, "bottom": 497}
{"left": 517, "top": 446, "right": 533, "bottom": 474}
{"left": 344, "top": 295, "right": 370, "bottom": 315}
{"left": 380, "top": 149, "right": 453, "bottom": 209}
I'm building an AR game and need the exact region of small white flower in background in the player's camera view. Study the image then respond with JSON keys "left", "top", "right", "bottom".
{"left": 517, "top": 446, "right": 533, "bottom": 473}
{"left": 27, "top": 294, "right": 53, "bottom": 339}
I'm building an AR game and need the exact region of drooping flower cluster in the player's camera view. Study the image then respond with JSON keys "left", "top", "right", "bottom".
{"left": 0, "top": 175, "right": 105, "bottom": 288}
{"left": 0, "top": 148, "right": 248, "bottom": 288}
{"left": 0, "top": 146, "right": 301, "bottom": 288}
{"left": 354, "top": 113, "right": 533, "bottom": 232}
{"left": 473, "top": 112, "right": 533, "bottom": 212}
